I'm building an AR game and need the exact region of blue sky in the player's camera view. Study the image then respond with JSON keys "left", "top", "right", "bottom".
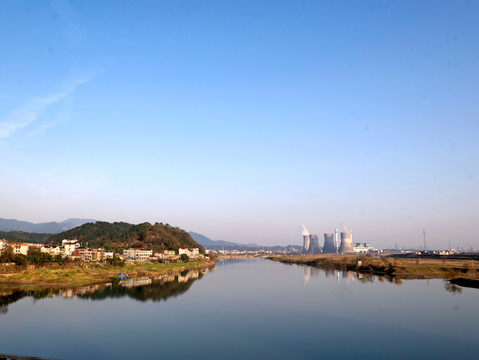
{"left": 1, "top": 0, "right": 478, "bottom": 249}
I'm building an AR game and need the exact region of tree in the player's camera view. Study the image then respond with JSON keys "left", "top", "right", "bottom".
{"left": 53, "top": 254, "right": 64, "bottom": 265}
{"left": 13, "top": 254, "right": 27, "bottom": 266}
{"left": 107, "top": 256, "right": 125, "bottom": 267}
{"left": 180, "top": 254, "right": 189, "bottom": 263}
{"left": 27, "top": 249, "right": 52, "bottom": 265}
{"left": 0, "top": 246, "right": 15, "bottom": 263}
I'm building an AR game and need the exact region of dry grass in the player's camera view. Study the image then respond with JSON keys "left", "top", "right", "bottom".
{"left": 268, "top": 254, "right": 478, "bottom": 280}
{"left": 0, "top": 260, "right": 214, "bottom": 287}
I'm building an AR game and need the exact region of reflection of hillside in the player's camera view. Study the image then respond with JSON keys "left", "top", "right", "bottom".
{"left": 0, "top": 287, "right": 62, "bottom": 317}
{"left": 79, "top": 270, "right": 203, "bottom": 302}
{"left": 0, "top": 269, "right": 205, "bottom": 317}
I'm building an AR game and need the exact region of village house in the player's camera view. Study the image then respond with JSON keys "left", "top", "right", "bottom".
{"left": 9, "top": 242, "right": 29, "bottom": 256}
{"left": 73, "top": 247, "right": 92, "bottom": 261}
{"left": 28, "top": 243, "right": 43, "bottom": 250}
{"left": 155, "top": 250, "right": 178, "bottom": 261}
{"left": 0, "top": 239, "right": 8, "bottom": 255}
{"left": 123, "top": 248, "right": 153, "bottom": 262}
{"left": 62, "top": 239, "right": 80, "bottom": 256}
{"left": 178, "top": 248, "right": 200, "bottom": 259}
{"left": 40, "top": 245, "right": 62, "bottom": 257}
{"left": 102, "top": 250, "right": 114, "bottom": 260}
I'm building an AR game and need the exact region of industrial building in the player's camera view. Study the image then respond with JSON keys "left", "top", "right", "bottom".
{"left": 353, "top": 243, "right": 374, "bottom": 253}
{"left": 339, "top": 231, "right": 355, "bottom": 254}
{"left": 323, "top": 232, "right": 337, "bottom": 253}
{"left": 301, "top": 225, "right": 321, "bottom": 253}
{"left": 309, "top": 234, "right": 321, "bottom": 253}
{"left": 302, "top": 224, "right": 311, "bottom": 252}
{"left": 302, "top": 225, "right": 363, "bottom": 255}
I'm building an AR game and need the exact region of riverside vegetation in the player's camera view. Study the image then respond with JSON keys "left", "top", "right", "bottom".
{"left": 268, "top": 254, "right": 479, "bottom": 286}
{"left": 0, "top": 258, "right": 215, "bottom": 287}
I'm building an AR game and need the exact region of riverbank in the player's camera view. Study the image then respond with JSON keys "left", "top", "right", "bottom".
{"left": 267, "top": 254, "right": 479, "bottom": 284}
{"left": 0, "top": 260, "right": 215, "bottom": 287}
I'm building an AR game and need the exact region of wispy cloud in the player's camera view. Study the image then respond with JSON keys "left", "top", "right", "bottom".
{"left": 50, "top": 0, "right": 84, "bottom": 40}
{"left": 0, "top": 75, "right": 95, "bottom": 140}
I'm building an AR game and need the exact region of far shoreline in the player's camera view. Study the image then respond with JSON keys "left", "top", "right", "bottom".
{"left": 267, "top": 253, "right": 479, "bottom": 288}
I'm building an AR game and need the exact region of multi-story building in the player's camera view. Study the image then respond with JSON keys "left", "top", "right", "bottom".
{"left": 0, "top": 239, "right": 8, "bottom": 255}
{"left": 103, "top": 250, "right": 114, "bottom": 259}
{"left": 73, "top": 248, "right": 93, "bottom": 261}
{"left": 123, "top": 248, "right": 153, "bottom": 262}
{"left": 62, "top": 240, "right": 80, "bottom": 255}
{"left": 41, "top": 245, "right": 62, "bottom": 257}
{"left": 9, "top": 242, "right": 29, "bottom": 256}
{"left": 179, "top": 248, "right": 201, "bottom": 259}
{"left": 353, "top": 243, "right": 374, "bottom": 253}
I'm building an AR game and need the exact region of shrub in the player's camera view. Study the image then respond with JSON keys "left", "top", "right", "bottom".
{"left": 107, "top": 256, "right": 125, "bottom": 267}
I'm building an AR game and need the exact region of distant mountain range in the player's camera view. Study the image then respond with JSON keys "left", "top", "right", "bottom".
{"left": 0, "top": 218, "right": 298, "bottom": 251}
{"left": 189, "top": 232, "right": 276, "bottom": 250}
{"left": 0, "top": 218, "right": 96, "bottom": 234}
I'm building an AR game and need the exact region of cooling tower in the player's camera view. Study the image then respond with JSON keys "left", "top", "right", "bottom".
{"left": 301, "top": 224, "right": 310, "bottom": 252}
{"left": 323, "top": 233, "right": 337, "bottom": 253}
{"left": 339, "top": 231, "right": 354, "bottom": 254}
{"left": 309, "top": 234, "right": 321, "bottom": 253}
{"left": 303, "top": 235, "right": 311, "bottom": 252}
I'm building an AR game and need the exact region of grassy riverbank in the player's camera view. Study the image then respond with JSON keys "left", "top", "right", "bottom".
{"left": 268, "top": 254, "right": 478, "bottom": 281}
{"left": 0, "top": 260, "right": 215, "bottom": 287}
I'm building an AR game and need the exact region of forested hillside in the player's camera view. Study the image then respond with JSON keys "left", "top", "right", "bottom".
{"left": 0, "top": 231, "right": 50, "bottom": 243}
{"left": 47, "top": 221, "right": 204, "bottom": 253}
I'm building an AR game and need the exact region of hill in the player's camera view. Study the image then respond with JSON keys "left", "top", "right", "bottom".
{"left": 0, "top": 231, "right": 50, "bottom": 243}
{"left": 189, "top": 232, "right": 303, "bottom": 252}
{"left": 189, "top": 232, "right": 262, "bottom": 249}
{"left": 0, "top": 218, "right": 96, "bottom": 233}
{"left": 189, "top": 232, "right": 240, "bottom": 247}
{"left": 47, "top": 221, "right": 204, "bottom": 253}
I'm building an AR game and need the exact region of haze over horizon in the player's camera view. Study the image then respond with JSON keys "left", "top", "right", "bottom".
{"left": 1, "top": 1, "right": 478, "bottom": 249}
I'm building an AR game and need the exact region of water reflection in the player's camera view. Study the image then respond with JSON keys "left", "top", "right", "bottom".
{"left": 301, "top": 265, "right": 431, "bottom": 288}
{"left": 444, "top": 281, "right": 463, "bottom": 295}
{"left": 0, "top": 268, "right": 206, "bottom": 316}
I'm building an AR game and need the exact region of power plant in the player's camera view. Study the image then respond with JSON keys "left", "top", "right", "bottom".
{"left": 301, "top": 224, "right": 310, "bottom": 252}
{"left": 309, "top": 234, "right": 321, "bottom": 253}
{"left": 302, "top": 225, "right": 357, "bottom": 254}
{"left": 301, "top": 225, "right": 321, "bottom": 254}
{"left": 323, "top": 233, "right": 337, "bottom": 253}
{"left": 338, "top": 230, "right": 355, "bottom": 254}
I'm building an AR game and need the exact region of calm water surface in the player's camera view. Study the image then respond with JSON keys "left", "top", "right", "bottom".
{"left": 0, "top": 258, "right": 477, "bottom": 359}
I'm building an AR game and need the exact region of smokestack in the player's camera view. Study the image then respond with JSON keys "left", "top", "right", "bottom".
{"left": 335, "top": 228, "right": 338, "bottom": 250}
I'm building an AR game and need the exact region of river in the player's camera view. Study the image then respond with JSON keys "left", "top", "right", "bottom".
{"left": 0, "top": 258, "right": 477, "bottom": 359}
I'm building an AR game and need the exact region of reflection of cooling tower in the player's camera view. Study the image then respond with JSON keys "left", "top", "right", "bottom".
{"left": 323, "top": 233, "right": 337, "bottom": 253}
{"left": 303, "top": 235, "right": 311, "bottom": 252}
{"left": 309, "top": 235, "right": 321, "bottom": 253}
{"left": 339, "top": 231, "right": 354, "bottom": 254}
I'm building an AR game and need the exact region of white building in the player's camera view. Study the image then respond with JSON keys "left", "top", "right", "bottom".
{"left": 353, "top": 243, "right": 374, "bottom": 253}
{"left": 123, "top": 248, "right": 153, "bottom": 262}
{"left": 41, "top": 245, "right": 62, "bottom": 257}
{"left": 179, "top": 248, "right": 200, "bottom": 259}
{"left": 0, "top": 239, "right": 8, "bottom": 254}
{"left": 62, "top": 240, "right": 80, "bottom": 255}
{"left": 10, "top": 242, "right": 29, "bottom": 256}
